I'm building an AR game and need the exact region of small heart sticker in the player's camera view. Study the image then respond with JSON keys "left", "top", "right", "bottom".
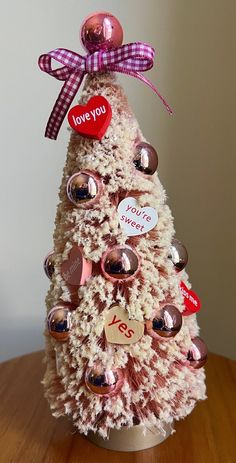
{"left": 118, "top": 197, "right": 158, "bottom": 236}
{"left": 61, "top": 245, "right": 92, "bottom": 286}
{"left": 105, "top": 305, "right": 144, "bottom": 345}
{"left": 67, "top": 95, "right": 112, "bottom": 140}
{"left": 180, "top": 281, "right": 201, "bottom": 316}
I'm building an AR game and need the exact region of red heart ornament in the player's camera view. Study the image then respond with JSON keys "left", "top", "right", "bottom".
{"left": 61, "top": 245, "right": 92, "bottom": 286}
{"left": 180, "top": 281, "right": 201, "bottom": 316}
{"left": 67, "top": 95, "right": 112, "bottom": 140}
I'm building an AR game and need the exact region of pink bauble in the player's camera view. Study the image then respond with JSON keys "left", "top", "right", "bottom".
{"left": 133, "top": 142, "right": 158, "bottom": 175}
{"left": 187, "top": 337, "right": 208, "bottom": 369}
{"left": 85, "top": 365, "right": 124, "bottom": 396}
{"left": 47, "top": 304, "right": 72, "bottom": 342}
{"left": 169, "top": 239, "right": 188, "bottom": 272}
{"left": 80, "top": 12, "right": 123, "bottom": 53}
{"left": 44, "top": 251, "right": 56, "bottom": 280}
{"left": 146, "top": 305, "right": 182, "bottom": 339}
{"left": 101, "top": 245, "right": 140, "bottom": 283}
{"left": 66, "top": 171, "right": 102, "bottom": 207}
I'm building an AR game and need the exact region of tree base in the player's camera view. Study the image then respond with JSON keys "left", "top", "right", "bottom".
{"left": 87, "top": 422, "right": 172, "bottom": 452}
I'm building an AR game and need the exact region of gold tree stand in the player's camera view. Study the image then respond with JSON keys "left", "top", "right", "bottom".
{"left": 87, "top": 423, "right": 172, "bottom": 452}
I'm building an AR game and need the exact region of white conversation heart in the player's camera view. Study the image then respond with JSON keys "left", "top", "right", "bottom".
{"left": 118, "top": 197, "right": 158, "bottom": 236}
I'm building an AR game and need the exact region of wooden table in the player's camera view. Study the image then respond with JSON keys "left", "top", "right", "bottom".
{"left": 0, "top": 352, "right": 235, "bottom": 462}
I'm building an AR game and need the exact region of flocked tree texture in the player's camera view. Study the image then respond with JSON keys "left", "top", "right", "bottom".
{"left": 43, "top": 71, "right": 206, "bottom": 438}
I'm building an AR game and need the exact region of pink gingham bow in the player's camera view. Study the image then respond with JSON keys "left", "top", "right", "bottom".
{"left": 38, "top": 42, "right": 173, "bottom": 140}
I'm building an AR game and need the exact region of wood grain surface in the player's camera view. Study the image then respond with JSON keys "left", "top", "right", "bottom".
{"left": 0, "top": 351, "right": 235, "bottom": 463}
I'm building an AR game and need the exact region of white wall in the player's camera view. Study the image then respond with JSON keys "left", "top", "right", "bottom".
{"left": 0, "top": 0, "right": 235, "bottom": 361}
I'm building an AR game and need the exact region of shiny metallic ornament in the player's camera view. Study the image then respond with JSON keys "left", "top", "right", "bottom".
{"left": 47, "top": 305, "right": 72, "bottom": 341}
{"left": 44, "top": 251, "right": 55, "bottom": 280}
{"left": 67, "top": 171, "right": 101, "bottom": 207}
{"left": 85, "top": 366, "right": 124, "bottom": 396}
{"left": 101, "top": 245, "right": 140, "bottom": 282}
{"left": 187, "top": 336, "right": 208, "bottom": 369}
{"left": 169, "top": 238, "right": 188, "bottom": 272}
{"left": 133, "top": 142, "right": 158, "bottom": 175}
{"left": 146, "top": 305, "right": 182, "bottom": 339}
{"left": 81, "top": 12, "right": 123, "bottom": 53}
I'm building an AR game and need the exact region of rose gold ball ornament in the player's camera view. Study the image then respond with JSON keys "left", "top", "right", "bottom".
{"left": 169, "top": 238, "right": 188, "bottom": 272}
{"left": 47, "top": 305, "right": 72, "bottom": 342}
{"left": 101, "top": 245, "right": 140, "bottom": 282}
{"left": 67, "top": 171, "right": 102, "bottom": 207}
{"left": 85, "top": 365, "right": 124, "bottom": 396}
{"left": 81, "top": 12, "right": 123, "bottom": 53}
{"left": 133, "top": 142, "right": 158, "bottom": 175}
{"left": 44, "top": 251, "right": 56, "bottom": 280}
{"left": 187, "top": 337, "right": 208, "bottom": 369}
{"left": 146, "top": 305, "right": 182, "bottom": 339}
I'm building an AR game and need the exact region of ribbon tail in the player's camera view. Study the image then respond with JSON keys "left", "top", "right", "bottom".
{"left": 135, "top": 71, "right": 173, "bottom": 114}
{"left": 114, "top": 68, "right": 173, "bottom": 115}
{"left": 45, "top": 71, "right": 85, "bottom": 140}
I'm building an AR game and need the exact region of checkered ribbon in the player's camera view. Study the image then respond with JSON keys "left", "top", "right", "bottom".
{"left": 38, "top": 42, "right": 173, "bottom": 140}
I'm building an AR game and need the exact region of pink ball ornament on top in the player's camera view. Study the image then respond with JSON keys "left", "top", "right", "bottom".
{"left": 81, "top": 12, "right": 123, "bottom": 53}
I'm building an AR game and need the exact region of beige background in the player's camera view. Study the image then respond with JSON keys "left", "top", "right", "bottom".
{"left": 0, "top": 0, "right": 235, "bottom": 361}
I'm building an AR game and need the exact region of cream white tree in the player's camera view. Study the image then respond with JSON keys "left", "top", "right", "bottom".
{"left": 41, "top": 12, "right": 207, "bottom": 450}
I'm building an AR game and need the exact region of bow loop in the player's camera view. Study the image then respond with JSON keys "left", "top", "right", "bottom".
{"left": 39, "top": 42, "right": 172, "bottom": 139}
{"left": 38, "top": 48, "right": 86, "bottom": 80}
{"left": 85, "top": 51, "right": 105, "bottom": 73}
